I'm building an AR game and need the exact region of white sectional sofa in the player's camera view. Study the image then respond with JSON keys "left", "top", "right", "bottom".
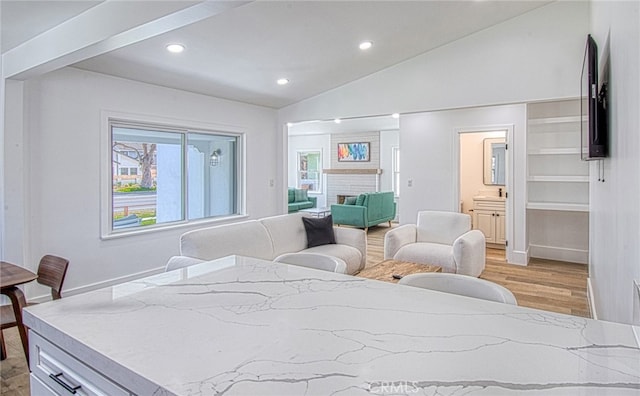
{"left": 166, "top": 213, "right": 367, "bottom": 275}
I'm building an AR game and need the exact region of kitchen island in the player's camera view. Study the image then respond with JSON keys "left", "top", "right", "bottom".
{"left": 24, "top": 255, "right": 640, "bottom": 395}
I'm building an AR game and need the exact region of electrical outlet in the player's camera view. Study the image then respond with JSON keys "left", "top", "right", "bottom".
{"left": 407, "top": 179, "right": 413, "bottom": 187}
{"left": 269, "top": 179, "right": 274, "bottom": 187}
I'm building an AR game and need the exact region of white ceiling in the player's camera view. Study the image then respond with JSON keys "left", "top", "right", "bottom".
{"left": 2, "top": 0, "right": 550, "bottom": 111}
{"left": 1, "top": 0, "right": 103, "bottom": 52}
{"left": 288, "top": 114, "right": 399, "bottom": 136}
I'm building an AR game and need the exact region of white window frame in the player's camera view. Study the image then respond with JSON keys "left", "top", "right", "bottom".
{"left": 296, "top": 149, "right": 322, "bottom": 193}
{"left": 100, "top": 111, "right": 246, "bottom": 239}
{"left": 392, "top": 146, "right": 400, "bottom": 198}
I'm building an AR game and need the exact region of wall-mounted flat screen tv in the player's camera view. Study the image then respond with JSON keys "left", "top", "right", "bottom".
{"left": 581, "top": 34, "right": 608, "bottom": 160}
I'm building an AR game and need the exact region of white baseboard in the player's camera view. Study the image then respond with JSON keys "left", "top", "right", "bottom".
{"left": 29, "top": 266, "right": 165, "bottom": 304}
{"left": 587, "top": 277, "right": 597, "bottom": 320}
{"left": 508, "top": 249, "right": 529, "bottom": 266}
{"left": 529, "top": 244, "right": 588, "bottom": 264}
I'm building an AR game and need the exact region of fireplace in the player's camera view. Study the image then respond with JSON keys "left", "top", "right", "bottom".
{"left": 337, "top": 194, "right": 357, "bottom": 204}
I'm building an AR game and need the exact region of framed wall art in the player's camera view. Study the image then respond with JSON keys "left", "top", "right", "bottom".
{"left": 337, "top": 142, "right": 370, "bottom": 162}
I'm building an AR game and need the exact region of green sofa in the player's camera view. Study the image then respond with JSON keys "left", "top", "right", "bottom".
{"left": 331, "top": 191, "right": 396, "bottom": 231}
{"left": 288, "top": 188, "right": 317, "bottom": 213}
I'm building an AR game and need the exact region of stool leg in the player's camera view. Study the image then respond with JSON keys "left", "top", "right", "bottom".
{"left": 0, "top": 330, "right": 6, "bottom": 360}
{"left": 4, "top": 287, "right": 29, "bottom": 365}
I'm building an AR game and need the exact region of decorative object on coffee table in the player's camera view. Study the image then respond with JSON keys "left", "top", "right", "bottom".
{"left": 299, "top": 207, "right": 331, "bottom": 218}
{"left": 356, "top": 259, "right": 441, "bottom": 284}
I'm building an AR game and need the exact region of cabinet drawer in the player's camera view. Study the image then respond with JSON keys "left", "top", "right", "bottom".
{"left": 30, "top": 331, "right": 130, "bottom": 396}
{"left": 473, "top": 200, "right": 505, "bottom": 211}
{"left": 31, "top": 373, "right": 58, "bottom": 395}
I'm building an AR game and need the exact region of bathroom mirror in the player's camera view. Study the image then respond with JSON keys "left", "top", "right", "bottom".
{"left": 484, "top": 138, "right": 506, "bottom": 185}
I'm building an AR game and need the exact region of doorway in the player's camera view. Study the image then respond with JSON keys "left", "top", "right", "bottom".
{"left": 458, "top": 128, "right": 509, "bottom": 261}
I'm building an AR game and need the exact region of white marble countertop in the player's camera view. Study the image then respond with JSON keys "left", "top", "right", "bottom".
{"left": 25, "top": 255, "right": 640, "bottom": 395}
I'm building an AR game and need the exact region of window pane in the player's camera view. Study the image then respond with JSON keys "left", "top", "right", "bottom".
{"left": 112, "top": 126, "right": 184, "bottom": 230}
{"left": 187, "top": 132, "right": 238, "bottom": 220}
{"left": 392, "top": 147, "right": 400, "bottom": 197}
{"left": 297, "top": 151, "right": 321, "bottom": 193}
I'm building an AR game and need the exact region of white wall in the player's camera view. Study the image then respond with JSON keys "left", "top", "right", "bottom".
{"left": 4, "top": 67, "right": 278, "bottom": 300}
{"left": 589, "top": 1, "right": 640, "bottom": 325}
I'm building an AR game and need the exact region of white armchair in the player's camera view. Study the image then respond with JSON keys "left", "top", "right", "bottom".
{"left": 384, "top": 211, "right": 486, "bottom": 277}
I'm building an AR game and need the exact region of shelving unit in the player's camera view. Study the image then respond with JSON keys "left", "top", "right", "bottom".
{"left": 526, "top": 99, "right": 589, "bottom": 264}
{"left": 527, "top": 100, "right": 589, "bottom": 212}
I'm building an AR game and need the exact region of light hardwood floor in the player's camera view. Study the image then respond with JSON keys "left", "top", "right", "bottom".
{"left": 0, "top": 224, "right": 590, "bottom": 395}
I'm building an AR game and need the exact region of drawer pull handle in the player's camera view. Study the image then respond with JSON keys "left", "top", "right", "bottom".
{"left": 49, "top": 373, "right": 81, "bottom": 394}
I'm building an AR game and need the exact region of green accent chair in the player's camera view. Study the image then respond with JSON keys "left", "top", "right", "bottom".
{"left": 287, "top": 188, "right": 317, "bottom": 213}
{"left": 331, "top": 191, "right": 396, "bottom": 232}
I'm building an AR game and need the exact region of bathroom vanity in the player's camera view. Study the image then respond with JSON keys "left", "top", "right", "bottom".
{"left": 473, "top": 195, "right": 506, "bottom": 247}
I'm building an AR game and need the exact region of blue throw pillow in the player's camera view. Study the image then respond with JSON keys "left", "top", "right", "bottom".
{"left": 355, "top": 194, "right": 366, "bottom": 206}
{"left": 344, "top": 196, "right": 357, "bottom": 205}
{"left": 302, "top": 215, "right": 336, "bottom": 248}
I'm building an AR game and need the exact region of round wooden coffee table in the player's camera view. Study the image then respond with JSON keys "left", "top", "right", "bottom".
{"left": 356, "top": 259, "right": 442, "bottom": 283}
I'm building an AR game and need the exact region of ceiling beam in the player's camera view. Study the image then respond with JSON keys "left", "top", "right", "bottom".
{"left": 2, "top": 0, "right": 252, "bottom": 80}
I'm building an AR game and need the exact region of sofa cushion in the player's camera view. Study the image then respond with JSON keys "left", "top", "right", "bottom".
{"left": 288, "top": 188, "right": 295, "bottom": 203}
{"left": 355, "top": 194, "right": 367, "bottom": 206}
{"left": 416, "top": 211, "right": 471, "bottom": 245}
{"left": 297, "top": 201, "right": 314, "bottom": 210}
{"left": 180, "top": 220, "right": 274, "bottom": 261}
{"left": 261, "top": 213, "right": 309, "bottom": 257}
{"left": 344, "top": 196, "right": 357, "bottom": 205}
{"left": 303, "top": 244, "right": 363, "bottom": 275}
{"left": 302, "top": 215, "right": 336, "bottom": 248}
{"left": 394, "top": 242, "right": 456, "bottom": 273}
{"left": 294, "top": 188, "right": 308, "bottom": 202}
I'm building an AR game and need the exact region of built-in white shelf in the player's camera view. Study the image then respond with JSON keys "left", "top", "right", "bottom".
{"left": 526, "top": 99, "right": 590, "bottom": 263}
{"left": 528, "top": 115, "right": 586, "bottom": 125}
{"left": 526, "top": 202, "right": 589, "bottom": 212}
{"left": 528, "top": 175, "right": 589, "bottom": 183}
{"left": 527, "top": 148, "right": 581, "bottom": 155}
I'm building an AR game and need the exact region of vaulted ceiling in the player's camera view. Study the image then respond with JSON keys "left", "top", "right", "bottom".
{"left": 2, "top": 1, "right": 551, "bottom": 110}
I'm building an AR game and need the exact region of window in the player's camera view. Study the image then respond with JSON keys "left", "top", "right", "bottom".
{"left": 297, "top": 150, "right": 322, "bottom": 193}
{"left": 392, "top": 147, "right": 400, "bottom": 197}
{"left": 109, "top": 120, "right": 242, "bottom": 234}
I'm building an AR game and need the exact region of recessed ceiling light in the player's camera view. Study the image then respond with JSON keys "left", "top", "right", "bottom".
{"left": 334, "top": 118, "right": 342, "bottom": 124}
{"left": 166, "top": 44, "right": 185, "bottom": 53}
{"left": 392, "top": 113, "right": 400, "bottom": 119}
{"left": 359, "top": 41, "right": 373, "bottom": 50}
{"left": 277, "top": 78, "right": 289, "bottom": 85}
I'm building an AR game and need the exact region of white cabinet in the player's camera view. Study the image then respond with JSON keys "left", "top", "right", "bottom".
{"left": 29, "top": 331, "right": 130, "bottom": 396}
{"left": 526, "top": 99, "right": 589, "bottom": 264}
{"left": 473, "top": 197, "right": 505, "bottom": 247}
